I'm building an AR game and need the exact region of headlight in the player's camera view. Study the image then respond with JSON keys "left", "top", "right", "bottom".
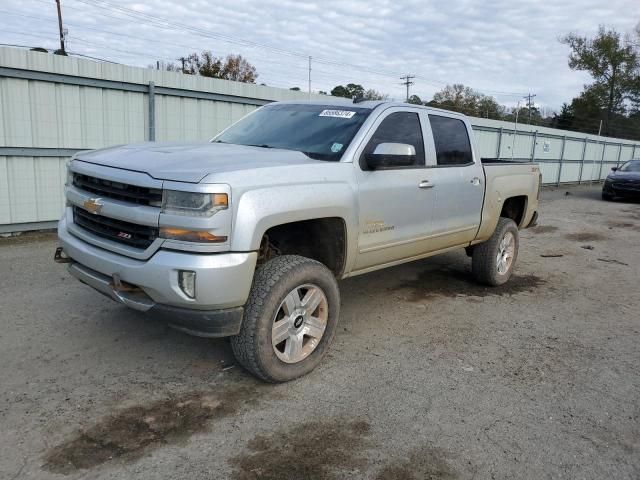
{"left": 65, "top": 163, "right": 74, "bottom": 187}
{"left": 161, "top": 191, "right": 228, "bottom": 217}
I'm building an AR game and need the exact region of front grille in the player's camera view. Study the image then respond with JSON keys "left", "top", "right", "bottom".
{"left": 613, "top": 181, "right": 640, "bottom": 191}
{"left": 73, "top": 206, "right": 158, "bottom": 249}
{"left": 73, "top": 173, "right": 162, "bottom": 206}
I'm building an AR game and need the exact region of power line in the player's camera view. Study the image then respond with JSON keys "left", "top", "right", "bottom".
{"left": 64, "top": 0, "right": 529, "bottom": 98}
{"left": 7, "top": 1, "right": 531, "bottom": 101}
{"left": 10, "top": 0, "right": 533, "bottom": 102}
{"left": 0, "top": 7, "right": 405, "bottom": 94}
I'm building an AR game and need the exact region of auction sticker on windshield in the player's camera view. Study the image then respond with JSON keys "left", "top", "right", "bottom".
{"left": 319, "top": 110, "right": 356, "bottom": 119}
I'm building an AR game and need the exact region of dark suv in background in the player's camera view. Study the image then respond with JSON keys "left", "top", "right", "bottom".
{"left": 602, "top": 160, "right": 640, "bottom": 201}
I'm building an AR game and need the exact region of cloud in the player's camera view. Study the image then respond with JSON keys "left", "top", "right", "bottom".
{"left": 2, "top": 0, "right": 638, "bottom": 110}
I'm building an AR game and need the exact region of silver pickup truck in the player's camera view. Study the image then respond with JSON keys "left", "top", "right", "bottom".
{"left": 56, "top": 101, "right": 540, "bottom": 382}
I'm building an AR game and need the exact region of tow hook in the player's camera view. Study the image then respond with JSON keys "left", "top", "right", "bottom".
{"left": 54, "top": 247, "right": 71, "bottom": 263}
{"left": 109, "top": 273, "right": 140, "bottom": 293}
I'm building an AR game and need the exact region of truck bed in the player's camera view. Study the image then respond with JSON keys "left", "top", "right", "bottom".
{"left": 472, "top": 160, "right": 541, "bottom": 242}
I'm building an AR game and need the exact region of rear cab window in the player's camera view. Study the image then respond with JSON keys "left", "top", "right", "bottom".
{"left": 428, "top": 115, "right": 474, "bottom": 166}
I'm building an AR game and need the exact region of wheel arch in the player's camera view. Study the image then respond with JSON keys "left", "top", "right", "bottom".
{"left": 231, "top": 184, "right": 358, "bottom": 275}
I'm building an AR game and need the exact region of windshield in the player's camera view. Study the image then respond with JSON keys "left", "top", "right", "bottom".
{"left": 619, "top": 160, "right": 640, "bottom": 172}
{"left": 214, "top": 103, "right": 371, "bottom": 161}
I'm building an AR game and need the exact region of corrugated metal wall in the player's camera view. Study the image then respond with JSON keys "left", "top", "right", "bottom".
{"left": 470, "top": 118, "right": 638, "bottom": 185}
{"left": 1, "top": 47, "right": 639, "bottom": 232}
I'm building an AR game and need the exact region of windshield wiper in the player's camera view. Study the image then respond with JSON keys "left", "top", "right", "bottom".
{"left": 247, "top": 144, "right": 274, "bottom": 149}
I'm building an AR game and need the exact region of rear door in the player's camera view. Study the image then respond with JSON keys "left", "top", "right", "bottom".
{"left": 353, "top": 107, "right": 436, "bottom": 271}
{"left": 421, "top": 113, "right": 484, "bottom": 250}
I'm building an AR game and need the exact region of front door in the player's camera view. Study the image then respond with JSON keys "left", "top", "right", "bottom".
{"left": 353, "top": 108, "right": 436, "bottom": 271}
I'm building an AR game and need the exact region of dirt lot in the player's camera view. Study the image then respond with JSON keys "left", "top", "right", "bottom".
{"left": 1, "top": 184, "right": 639, "bottom": 480}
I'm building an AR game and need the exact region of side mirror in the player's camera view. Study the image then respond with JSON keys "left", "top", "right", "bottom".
{"left": 365, "top": 143, "right": 416, "bottom": 169}
{"left": 611, "top": 167, "right": 618, "bottom": 171}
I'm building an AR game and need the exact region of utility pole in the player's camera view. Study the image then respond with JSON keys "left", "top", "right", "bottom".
{"left": 308, "top": 56, "right": 312, "bottom": 101}
{"left": 400, "top": 75, "right": 415, "bottom": 102}
{"left": 523, "top": 93, "right": 537, "bottom": 124}
{"left": 179, "top": 57, "right": 186, "bottom": 73}
{"left": 55, "top": 0, "right": 66, "bottom": 54}
{"left": 512, "top": 100, "right": 521, "bottom": 160}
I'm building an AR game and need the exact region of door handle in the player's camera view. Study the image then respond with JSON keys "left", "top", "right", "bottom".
{"left": 419, "top": 180, "right": 434, "bottom": 189}
{"left": 470, "top": 177, "right": 481, "bottom": 186}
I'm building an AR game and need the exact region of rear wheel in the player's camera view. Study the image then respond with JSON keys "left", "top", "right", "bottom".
{"left": 231, "top": 255, "right": 340, "bottom": 382}
{"left": 472, "top": 217, "right": 519, "bottom": 286}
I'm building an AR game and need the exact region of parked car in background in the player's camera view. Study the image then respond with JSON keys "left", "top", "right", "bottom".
{"left": 55, "top": 100, "right": 541, "bottom": 382}
{"left": 602, "top": 160, "right": 640, "bottom": 201}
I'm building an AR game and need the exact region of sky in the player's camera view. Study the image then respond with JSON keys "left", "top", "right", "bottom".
{"left": 1, "top": 0, "right": 638, "bottom": 111}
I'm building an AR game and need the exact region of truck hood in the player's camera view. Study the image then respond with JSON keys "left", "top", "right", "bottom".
{"left": 75, "top": 142, "right": 319, "bottom": 183}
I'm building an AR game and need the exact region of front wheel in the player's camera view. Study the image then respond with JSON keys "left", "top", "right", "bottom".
{"left": 231, "top": 255, "right": 340, "bottom": 382}
{"left": 472, "top": 217, "right": 519, "bottom": 286}
{"left": 602, "top": 192, "right": 614, "bottom": 201}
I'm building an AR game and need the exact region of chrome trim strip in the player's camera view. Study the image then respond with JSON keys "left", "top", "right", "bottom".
{"left": 66, "top": 185, "right": 160, "bottom": 227}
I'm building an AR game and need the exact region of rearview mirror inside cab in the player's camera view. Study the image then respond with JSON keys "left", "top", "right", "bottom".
{"left": 365, "top": 143, "right": 416, "bottom": 169}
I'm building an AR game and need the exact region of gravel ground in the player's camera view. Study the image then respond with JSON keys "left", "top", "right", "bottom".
{"left": 1, "top": 184, "right": 639, "bottom": 480}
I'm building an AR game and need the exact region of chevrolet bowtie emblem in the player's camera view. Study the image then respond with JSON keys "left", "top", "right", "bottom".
{"left": 83, "top": 197, "right": 103, "bottom": 214}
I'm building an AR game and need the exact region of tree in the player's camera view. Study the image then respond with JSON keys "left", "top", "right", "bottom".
{"left": 330, "top": 83, "right": 365, "bottom": 99}
{"left": 363, "top": 89, "right": 388, "bottom": 100}
{"left": 330, "top": 84, "right": 388, "bottom": 100}
{"left": 162, "top": 51, "right": 258, "bottom": 83}
{"left": 552, "top": 103, "right": 575, "bottom": 130}
{"left": 289, "top": 87, "right": 301, "bottom": 91}
{"left": 561, "top": 26, "right": 639, "bottom": 135}
{"left": 219, "top": 54, "right": 257, "bottom": 82}
{"left": 429, "top": 84, "right": 503, "bottom": 118}
{"left": 431, "top": 84, "right": 479, "bottom": 115}
{"left": 407, "top": 94, "right": 422, "bottom": 105}
{"left": 477, "top": 95, "right": 505, "bottom": 119}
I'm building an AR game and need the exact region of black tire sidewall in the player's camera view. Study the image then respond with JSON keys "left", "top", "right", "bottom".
{"left": 491, "top": 219, "right": 519, "bottom": 285}
{"left": 472, "top": 217, "right": 519, "bottom": 286}
{"left": 244, "top": 256, "right": 340, "bottom": 382}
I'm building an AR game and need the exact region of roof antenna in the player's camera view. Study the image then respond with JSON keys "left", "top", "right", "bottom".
{"left": 353, "top": 96, "right": 366, "bottom": 104}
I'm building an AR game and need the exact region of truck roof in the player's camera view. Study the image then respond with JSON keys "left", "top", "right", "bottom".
{"left": 272, "top": 99, "right": 467, "bottom": 117}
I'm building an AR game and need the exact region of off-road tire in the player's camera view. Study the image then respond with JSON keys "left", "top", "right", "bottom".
{"left": 472, "top": 217, "right": 519, "bottom": 286}
{"left": 230, "top": 255, "right": 340, "bottom": 382}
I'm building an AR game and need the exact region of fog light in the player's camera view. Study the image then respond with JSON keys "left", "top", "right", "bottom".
{"left": 178, "top": 270, "right": 196, "bottom": 299}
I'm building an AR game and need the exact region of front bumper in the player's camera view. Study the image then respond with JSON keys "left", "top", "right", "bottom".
{"left": 57, "top": 216, "right": 257, "bottom": 337}
{"left": 603, "top": 181, "right": 640, "bottom": 199}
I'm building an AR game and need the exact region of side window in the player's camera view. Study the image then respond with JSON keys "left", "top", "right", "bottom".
{"left": 428, "top": 115, "right": 473, "bottom": 166}
{"left": 362, "top": 112, "right": 425, "bottom": 168}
